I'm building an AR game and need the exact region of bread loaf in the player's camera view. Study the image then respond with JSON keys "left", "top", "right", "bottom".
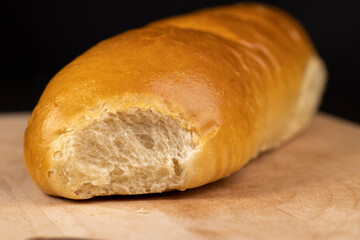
{"left": 24, "top": 3, "right": 327, "bottom": 199}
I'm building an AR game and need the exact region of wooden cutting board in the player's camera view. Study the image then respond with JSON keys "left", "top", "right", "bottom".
{"left": 0, "top": 113, "right": 359, "bottom": 240}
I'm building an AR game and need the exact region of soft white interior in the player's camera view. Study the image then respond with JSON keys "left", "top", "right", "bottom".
{"left": 51, "top": 109, "right": 195, "bottom": 198}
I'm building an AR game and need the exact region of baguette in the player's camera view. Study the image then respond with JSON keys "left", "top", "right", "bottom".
{"left": 24, "top": 3, "right": 327, "bottom": 199}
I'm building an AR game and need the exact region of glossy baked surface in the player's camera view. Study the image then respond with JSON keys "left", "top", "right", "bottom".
{"left": 24, "top": 3, "right": 325, "bottom": 198}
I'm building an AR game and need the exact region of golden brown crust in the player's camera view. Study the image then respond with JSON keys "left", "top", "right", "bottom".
{"left": 24, "top": 3, "right": 326, "bottom": 198}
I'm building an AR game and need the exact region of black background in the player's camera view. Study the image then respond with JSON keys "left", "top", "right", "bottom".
{"left": 1, "top": 0, "right": 359, "bottom": 122}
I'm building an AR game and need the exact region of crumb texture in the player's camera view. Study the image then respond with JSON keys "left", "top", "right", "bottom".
{"left": 51, "top": 109, "right": 194, "bottom": 198}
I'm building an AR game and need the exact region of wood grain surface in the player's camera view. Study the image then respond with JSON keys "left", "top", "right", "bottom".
{"left": 0, "top": 113, "right": 359, "bottom": 240}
